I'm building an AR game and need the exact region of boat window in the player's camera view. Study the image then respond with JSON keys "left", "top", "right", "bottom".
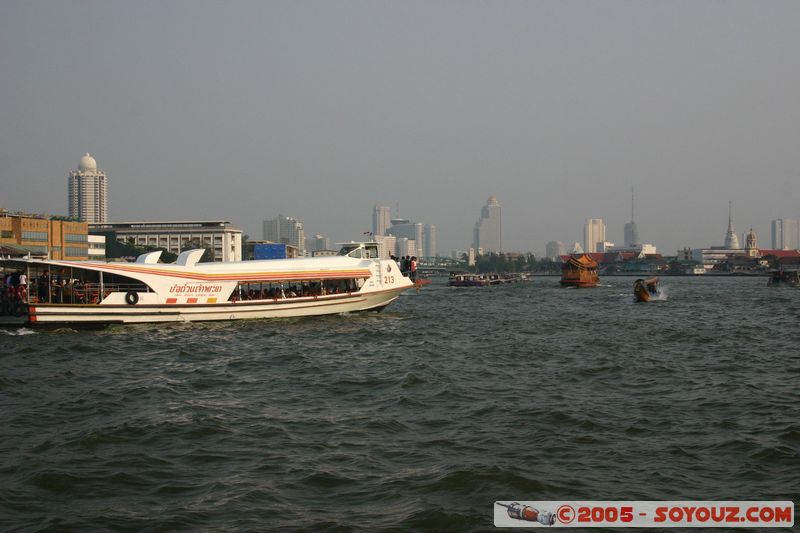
{"left": 228, "top": 277, "right": 366, "bottom": 301}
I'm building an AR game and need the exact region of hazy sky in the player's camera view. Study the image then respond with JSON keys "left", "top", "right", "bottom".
{"left": 2, "top": 1, "right": 799, "bottom": 255}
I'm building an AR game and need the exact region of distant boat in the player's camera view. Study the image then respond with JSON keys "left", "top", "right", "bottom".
{"left": 767, "top": 270, "right": 800, "bottom": 287}
{"left": 633, "top": 277, "right": 660, "bottom": 302}
{"left": 449, "top": 274, "right": 490, "bottom": 287}
{"left": 559, "top": 254, "right": 599, "bottom": 288}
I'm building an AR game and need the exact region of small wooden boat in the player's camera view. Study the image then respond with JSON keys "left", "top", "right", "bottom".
{"left": 559, "top": 254, "right": 599, "bottom": 288}
{"left": 633, "top": 277, "right": 660, "bottom": 302}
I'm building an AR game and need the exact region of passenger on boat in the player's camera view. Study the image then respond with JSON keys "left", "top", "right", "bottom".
{"left": 54, "top": 271, "right": 64, "bottom": 303}
{"left": 38, "top": 272, "right": 50, "bottom": 303}
{"left": 410, "top": 257, "right": 418, "bottom": 281}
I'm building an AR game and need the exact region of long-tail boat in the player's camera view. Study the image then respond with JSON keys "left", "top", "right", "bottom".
{"left": 633, "top": 277, "right": 660, "bottom": 302}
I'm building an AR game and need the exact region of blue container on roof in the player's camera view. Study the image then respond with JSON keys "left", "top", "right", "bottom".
{"left": 253, "top": 243, "right": 287, "bottom": 260}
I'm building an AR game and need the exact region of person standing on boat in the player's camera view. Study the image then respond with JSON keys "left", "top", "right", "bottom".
{"left": 54, "top": 271, "right": 64, "bottom": 304}
{"left": 410, "top": 256, "right": 418, "bottom": 281}
{"left": 17, "top": 270, "right": 28, "bottom": 302}
{"left": 38, "top": 271, "right": 49, "bottom": 303}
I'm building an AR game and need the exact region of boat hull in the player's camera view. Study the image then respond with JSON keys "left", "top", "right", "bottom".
{"left": 559, "top": 279, "right": 598, "bottom": 288}
{"left": 21, "top": 288, "right": 405, "bottom": 326}
{"left": 633, "top": 288, "right": 650, "bottom": 302}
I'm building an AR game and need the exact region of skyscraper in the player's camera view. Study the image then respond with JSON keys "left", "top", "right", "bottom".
{"left": 306, "top": 234, "right": 330, "bottom": 253}
{"left": 387, "top": 218, "right": 423, "bottom": 255}
{"left": 68, "top": 153, "right": 108, "bottom": 223}
{"left": 624, "top": 188, "right": 641, "bottom": 247}
{"left": 423, "top": 224, "right": 437, "bottom": 258}
{"left": 771, "top": 218, "right": 800, "bottom": 250}
{"left": 372, "top": 205, "right": 392, "bottom": 236}
{"left": 583, "top": 218, "right": 606, "bottom": 253}
{"left": 723, "top": 201, "right": 740, "bottom": 249}
{"left": 263, "top": 214, "right": 305, "bottom": 253}
{"left": 473, "top": 196, "right": 501, "bottom": 254}
{"left": 546, "top": 241, "right": 566, "bottom": 260}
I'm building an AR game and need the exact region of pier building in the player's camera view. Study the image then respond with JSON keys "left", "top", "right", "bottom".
{"left": 0, "top": 212, "right": 89, "bottom": 260}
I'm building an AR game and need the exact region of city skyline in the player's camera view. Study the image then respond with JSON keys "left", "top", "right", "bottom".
{"left": 2, "top": 2, "right": 799, "bottom": 256}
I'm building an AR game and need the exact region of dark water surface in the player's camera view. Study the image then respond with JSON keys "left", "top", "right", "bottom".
{"left": 1, "top": 277, "right": 798, "bottom": 531}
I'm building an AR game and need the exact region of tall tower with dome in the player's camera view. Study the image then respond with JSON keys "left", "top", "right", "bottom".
{"left": 68, "top": 152, "right": 108, "bottom": 223}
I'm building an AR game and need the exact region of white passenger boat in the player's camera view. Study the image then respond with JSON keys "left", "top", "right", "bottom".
{"left": 0, "top": 243, "right": 413, "bottom": 326}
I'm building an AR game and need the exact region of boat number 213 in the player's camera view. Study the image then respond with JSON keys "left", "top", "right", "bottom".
{"left": 383, "top": 275, "right": 395, "bottom": 284}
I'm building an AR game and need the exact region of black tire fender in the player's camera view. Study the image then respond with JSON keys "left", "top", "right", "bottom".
{"left": 125, "top": 291, "right": 139, "bottom": 305}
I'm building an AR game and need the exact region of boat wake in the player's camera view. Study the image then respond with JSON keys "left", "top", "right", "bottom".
{"left": 633, "top": 286, "right": 669, "bottom": 303}
{"left": 0, "top": 327, "right": 37, "bottom": 336}
{"left": 650, "top": 286, "right": 669, "bottom": 301}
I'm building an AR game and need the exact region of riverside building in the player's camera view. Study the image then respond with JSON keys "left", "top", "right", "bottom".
{"left": 0, "top": 212, "right": 89, "bottom": 260}
{"left": 68, "top": 153, "right": 108, "bottom": 223}
{"left": 90, "top": 220, "right": 242, "bottom": 262}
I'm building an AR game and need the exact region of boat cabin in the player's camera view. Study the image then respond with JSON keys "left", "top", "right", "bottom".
{"left": 560, "top": 254, "right": 600, "bottom": 288}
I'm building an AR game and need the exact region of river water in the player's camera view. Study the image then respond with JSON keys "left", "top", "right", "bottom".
{"left": 1, "top": 276, "right": 798, "bottom": 531}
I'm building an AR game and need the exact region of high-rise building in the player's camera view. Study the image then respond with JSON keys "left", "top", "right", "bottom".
{"left": 624, "top": 188, "right": 641, "bottom": 247}
{"left": 723, "top": 201, "right": 740, "bottom": 249}
{"left": 263, "top": 214, "right": 305, "bottom": 254}
{"left": 771, "top": 218, "right": 800, "bottom": 250}
{"left": 473, "top": 196, "right": 501, "bottom": 254}
{"left": 583, "top": 218, "right": 606, "bottom": 253}
{"left": 306, "top": 234, "right": 330, "bottom": 253}
{"left": 68, "top": 153, "right": 108, "bottom": 223}
{"left": 546, "top": 241, "right": 566, "bottom": 260}
{"left": 423, "top": 224, "right": 437, "bottom": 258}
{"left": 372, "top": 205, "right": 392, "bottom": 236}
{"left": 374, "top": 235, "right": 397, "bottom": 258}
{"left": 387, "top": 219, "right": 423, "bottom": 253}
{"left": 396, "top": 237, "right": 417, "bottom": 258}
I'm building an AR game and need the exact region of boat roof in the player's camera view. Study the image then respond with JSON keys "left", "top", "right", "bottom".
{"left": 1, "top": 250, "right": 374, "bottom": 282}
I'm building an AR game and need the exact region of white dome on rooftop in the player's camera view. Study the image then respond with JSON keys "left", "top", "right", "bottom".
{"left": 79, "top": 152, "right": 97, "bottom": 171}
